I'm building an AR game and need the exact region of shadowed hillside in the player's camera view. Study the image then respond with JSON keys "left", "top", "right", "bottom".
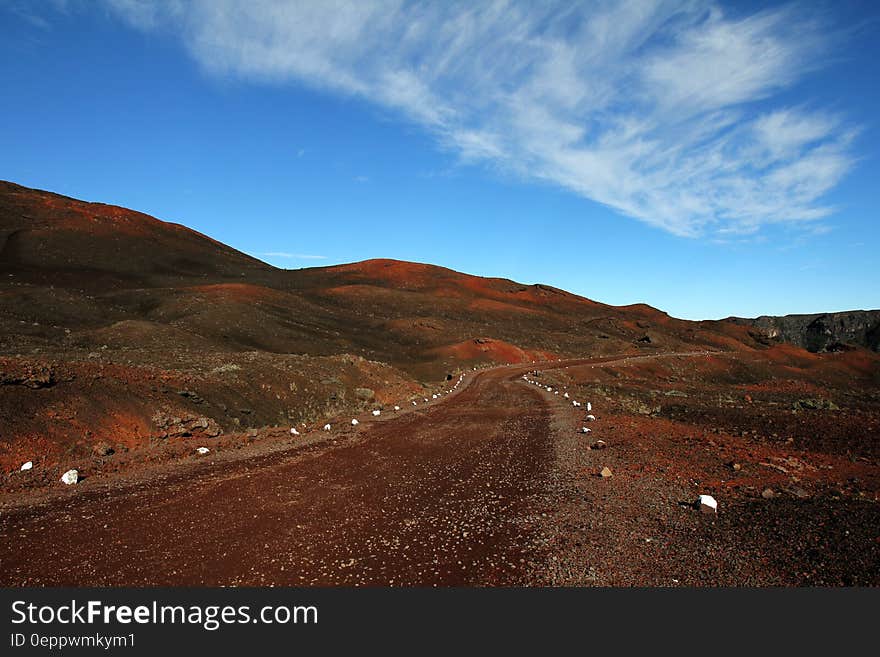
{"left": 0, "top": 181, "right": 764, "bottom": 376}
{"left": 1, "top": 180, "right": 877, "bottom": 479}
{"left": 728, "top": 311, "right": 880, "bottom": 353}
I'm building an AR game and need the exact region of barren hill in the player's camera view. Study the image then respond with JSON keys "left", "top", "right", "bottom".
{"left": 1, "top": 180, "right": 877, "bottom": 490}
{"left": 0, "top": 180, "right": 759, "bottom": 376}
{"left": 1, "top": 181, "right": 878, "bottom": 587}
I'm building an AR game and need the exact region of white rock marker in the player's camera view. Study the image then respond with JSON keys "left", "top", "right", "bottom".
{"left": 586, "top": 414, "right": 596, "bottom": 421}
{"left": 60, "top": 469, "right": 78, "bottom": 485}
{"left": 323, "top": 424, "right": 331, "bottom": 431}
{"left": 351, "top": 418, "right": 359, "bottom": 426}
{"left": 20, "top": 461, "right": 33, "bottom": 472}
{"left": 563, "top": 392, "right": 570, "bottom": 399}
{"left": 586, "top": 402, "right": 592, "bottom": 411}
{"left": 394, "top": 405, "right": 401, "bottom": 411}
{"left": 290, "top": 427, "right": 300, "bottom": 436}
{"left": 196, "top": 447, "right": 210, "bottom": 455}
{"left": 697, "top": 495, "right": 718, "bottom": 514}
{"left": 580, "top": 427, "right": 592, "bottom": 434}
{"left": 372, "top": 409, "right": 381, "bottom": 416}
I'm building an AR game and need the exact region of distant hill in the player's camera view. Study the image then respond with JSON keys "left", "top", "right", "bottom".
{"left": 727, "top": 311, "right": 880, "bottom": 352}
{"left": 2, "top": 179, "right": 877, "bottom": 474}
{"left": 0, "top": 180, "right": 764, "bottom": 378}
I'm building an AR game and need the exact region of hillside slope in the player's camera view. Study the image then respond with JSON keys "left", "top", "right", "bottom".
{"left": 2, "top": 180, "right": 874, "bottom": 475}
{"left": 0, "top": 181, "right": 762, "bottom": 375}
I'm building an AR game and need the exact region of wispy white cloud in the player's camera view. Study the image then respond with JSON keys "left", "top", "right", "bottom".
{"left": 262, "top": 252, "right": 327, "bottom": 260}
{"left": 6, "top": 1, "right": 54, "bottom": 29}
{"left": 102, "top": 0, "right": 858, "bottom": 238}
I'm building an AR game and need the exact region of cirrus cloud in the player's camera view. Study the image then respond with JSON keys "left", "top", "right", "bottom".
{"left": 103, "top": 0, "right": 858, "bottom": 238}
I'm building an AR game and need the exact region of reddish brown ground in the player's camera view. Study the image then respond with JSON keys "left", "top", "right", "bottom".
{"left": 1, "top": 181, "right": 878, "bottom": 586}
{"left": 1, "top": 352, "right": 877, "bottom": 586}
{"left": 427, "top": 337, "right": 557, "bottom": 364}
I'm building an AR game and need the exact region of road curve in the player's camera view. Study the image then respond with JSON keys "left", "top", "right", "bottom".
{"left": 0, "top": 350, "right": 713, "bottom": 586}
{"left": 0, "top": 362, "right": 566, "bottom": 585}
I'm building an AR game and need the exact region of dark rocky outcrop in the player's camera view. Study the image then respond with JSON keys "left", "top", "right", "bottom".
{"left": 727, "top": 310, "right": 880, "bottom": 352}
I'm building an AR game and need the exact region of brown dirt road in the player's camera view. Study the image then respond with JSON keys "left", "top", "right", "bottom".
{"left": 0, "top": 354, "right": 601, "bottom": 586}
{"left": 2, "top": 351, "right": 877, "bottom": 586}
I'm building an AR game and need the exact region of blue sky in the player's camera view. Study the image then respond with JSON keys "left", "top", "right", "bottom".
{"left": 1, "top": 1, "right": 878, "bottom": 320}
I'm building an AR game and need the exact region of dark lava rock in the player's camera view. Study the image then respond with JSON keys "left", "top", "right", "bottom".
{"left": 355, "top": 388, "right": 375, "bottom": 402}
{"left": 727, "top": 310, "right": 880, "bottom": 353}
{"left": 176, "top": 389, "right": 204, "bottom": 404}
{"left": 151, "top": 411, "right": 222, "bottom": 439}
{"left": 793, "top": 398, "right": 839, "bottom": 411}
{"left": 0, "top": 366, "right": 55, "bottom": 388}
{"left": 93, "top": 442, "right": 114, "bottom": 457}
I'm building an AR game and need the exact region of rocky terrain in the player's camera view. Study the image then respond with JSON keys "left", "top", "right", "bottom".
{"left": 0, "top": 180, "right": 877, "bottom": 586}
{"left": 0, "top": 180, "right": 762, "bottom": 474}
{"left": 728, "top": 310, "right": 880, "bottom": 353}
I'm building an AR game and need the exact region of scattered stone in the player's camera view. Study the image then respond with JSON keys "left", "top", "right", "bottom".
{"left": 323, "top": 424, "right": 331, "bottom": 431}
{"left": 590, "top": 440, "right": 607, "bottom": 450}
{"left": 793, "top": 398, "right": 839, "bottom": 411}
{"left": 60, "top": 469, "right": 78, "bottom": 485}
{"left": 695, "top": 494, "right": 718, "bottom": 514}
{"left": 0, "top": 365, "right": 55, "bottom": 389}
{"left": 354, "top": 388, "right": 375, "bottom": 402}
{"left": 726, "top": 460, "right": 742, "bottom": 471}
{"left": 761, "top": 487, "right": 776, "bottom": 499}
{"left": 20, "top": 461, "right": 33, "bottom": 472}
{"left": 195, "top": 447, "right": 210, "bottom": 455}
{"left": 93, "top": 442, "right": 114, "bottom": 457}
{"left": 600, "top": 466, "right": 613, "bottom": 478}
{"left": 372, "top": 409, "right": 381, "bottom": 416}
{"left": 176, "top": 389, "right": 204, "bottom": 404}
{"left": 394, "top": 405, "right": 401, "bottom": 411}
{"left": 151, "top": 412, "right": 221, "bottom": 439}
{"left": 290, "top": 427, "right": 300, "bottom": 436}
{"left": 351, "top": 419, "right": 359, "bottom": 426}
{"left": 585, "top": 414, "right": 596, "bottom": 421}
{"left": 580, "top": 427, "right": 592, "bottom": 434}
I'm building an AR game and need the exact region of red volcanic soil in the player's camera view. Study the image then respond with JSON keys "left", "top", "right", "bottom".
{"left": 0, "top": 181, "right": 878, "bottom": 586}
{"left": 0, "top": 351, "right": 422, "bottom": 480}
{"left": 429, "top": 337, "right": 557, "bottom": 364}
{"left": 1, "top": 353, "right": 877, "bottom": 586}
{"left": 315, "top": 258, "right": 599, "bottom": 311}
